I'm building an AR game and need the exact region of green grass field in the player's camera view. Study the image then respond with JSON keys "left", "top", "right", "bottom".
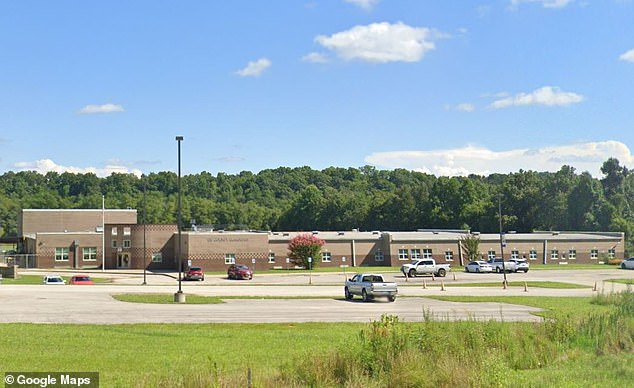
{"left": 606, "top": 278, "right": 634, "bottom": 285}
{"left": 432, "top": 280, "right": 590, "bottom": 289}
{"left": 0, "top": 322, "right": 360, "bottom": 387}
{"left": 111, "top": 293, "right": 224, "bottom": 304}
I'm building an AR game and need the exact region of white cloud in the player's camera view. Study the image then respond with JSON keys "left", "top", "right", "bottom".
{"left": 344, "top": 0, "right": 380, "bottom": 10}
{"left": 235, "top": 58, "right": 272, "bottom": 77}
{"left": 13, "top": 159, "right": 142, "bottom": 177}
{"left": 489, "top": 86, "right": 584, "bottom": 109}
{"left": 365, "top": 141, "right": 634, "bottom": 178}
{"left": 455, "top": 103, "right": 475, "bottom": 112}
{"left": 315, "top": 22, "right": 437, "bottom": 63}
{"left": 619, "top": 48, "right": 634, "bottom": 62}
{"left": 302, "top": 52, "right": 329, "bottom": 63}
{"left": 510, "top": 0, "right": 574, "bottom": 8}
{"left": 79, "top": 103, "right": 124, "bottom": 114}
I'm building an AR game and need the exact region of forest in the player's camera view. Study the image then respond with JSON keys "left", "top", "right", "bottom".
{"left": 1, "top": 158, "right": 633, "bottom": 254}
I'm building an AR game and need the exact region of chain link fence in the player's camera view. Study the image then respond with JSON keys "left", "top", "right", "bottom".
{"left": 0, "top": 254, "right": 37, "bottom": 268}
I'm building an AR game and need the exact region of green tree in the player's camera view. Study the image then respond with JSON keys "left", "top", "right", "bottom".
{"left": 601, "top": 158, "right": 628, "bottom": 199}
{"left": 460, "top": 234, "right": 481, "bottom": 264}
{"left": 288, "top": 233, "right": 325, "bottom": 269}
{"left": 277, "top": 185, "right": 326, "bottom": 230}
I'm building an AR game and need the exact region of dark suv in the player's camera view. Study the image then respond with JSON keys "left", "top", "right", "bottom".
{"left": 227, "top": 264, "right": 253, "bottom": 280}
{"left": 184, "top": 267, "right": 205, "bottom": 281}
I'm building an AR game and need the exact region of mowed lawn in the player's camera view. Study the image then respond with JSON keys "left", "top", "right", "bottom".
{"left": 0, "top": 322, "right": 361, "bottom": 386}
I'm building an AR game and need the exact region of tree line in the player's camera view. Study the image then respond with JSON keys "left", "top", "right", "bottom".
{"left": 1, "top": 158, "right": 633, "bottom": 254}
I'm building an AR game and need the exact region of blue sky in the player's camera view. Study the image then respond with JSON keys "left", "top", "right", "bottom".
{"left": 1, "top": 0, "right": 633, "bottom": 178}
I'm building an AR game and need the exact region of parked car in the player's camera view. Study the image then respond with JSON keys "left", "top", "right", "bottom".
{"left": 227, "top": 264, "right": 253, "bottom": 280}
{"left": 69, "top": 275, "right": 94, "bottom": 285}
{"left": 508, "top": 258, "right": 530, "bottom": 273}
{"left": 43, "top": 275, "right": 66, "bottom": 285}
{"left": 465, "top": 261, "right": 493, "bottom": 273}
{"left": 621, "top": 257, "right": 634, "bottom": 270}
{"left": 183, "top": 267, "right": 205, "bottom": 281}
{"left": 344, "top": 273, "right": 398, "bottom": 302}
{"left": 400, "top": 259, "right": 450, "bottom": 278}
{"left": 487, "top": 258, "right": 517, "bottom": 273}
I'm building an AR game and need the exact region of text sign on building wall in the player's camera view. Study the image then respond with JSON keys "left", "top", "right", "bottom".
{"left": 207, "top": 237, "right": 250, "bottom": 243}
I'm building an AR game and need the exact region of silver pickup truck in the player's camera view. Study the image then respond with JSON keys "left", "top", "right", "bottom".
{"left": 400, "top": 259, "right": 450, "bottom": 278}
{"left": 344, "top": 274, "right": 398, "bottom": 302}
{"left": 487, "top": 258, "right": 517, "bottom": 273}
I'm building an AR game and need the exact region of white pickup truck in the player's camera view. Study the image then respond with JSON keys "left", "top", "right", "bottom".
{"left": 400, "top": 259, "right": 450, "bottom": 278}
{"left": 344, "top": 274, "right": 398, "bottom": 302}
{"left": 487, "top": 258, "right": 517, "bottom": 273}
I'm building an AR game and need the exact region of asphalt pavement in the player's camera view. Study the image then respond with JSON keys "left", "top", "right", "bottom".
{"left": 0, "top": 268, "right": 631, "bottom": 324}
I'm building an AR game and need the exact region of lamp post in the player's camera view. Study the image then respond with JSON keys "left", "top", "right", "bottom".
{"left": 174, "top": 136, "right": 186, "bottom": 303}
{"left": 101, "top": 195, "right": 105, "bottom": 272}
{"left": 498, "top": 194, "right": 508, "bottom": 287}
{"left": 142, "top": 180, "right": 147, "bottom": 285}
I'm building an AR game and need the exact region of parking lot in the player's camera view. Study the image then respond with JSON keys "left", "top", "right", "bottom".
{"left": 0, "top": 268, "right": 632, "bottom": 324}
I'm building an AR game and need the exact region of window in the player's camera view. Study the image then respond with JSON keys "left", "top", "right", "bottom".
{"left": 511, "top": 250, "right": 519, "bottom": 260}
{"left": 568, "top": 250, "right": 576, "bottom": 260}
{"left": 321, "top": 252, "right": 332, "bottom": 262}
{"left": 529, "top": 250, "right": 537, "bottom": 261}
{"left": 123, "top": 227, "right": 131, "bottom": 236}
{"left": 111, "top": 240, "right": 117, "bottom": 248}
{"left": 550, "top": 249, "right": 559, "bottom": 260}
{"left": 591, "top": 249, "right": 598, "bottom": 260}
{"left": 444, "top": 251, "right": 454, "bottom": 261}
{"left": 268, "top": 252, "right": 275, "bottom": 264}
{"left": 488, "top": 250, "right": 496, "bottom": 260}
{"left": 398, "top": 249, "right": 408, "bottom": 260}
{"left": 111, "top": 227, "right": 117, "bottom": 236}
{"left": 82, "top": 247, "right": 97, "bottom": 261}
{"left": 410, "top": 249, "right": 421, "bottom": 260}
{"left": 54, "top": 247, "right": 69, "bottom": 261}
{"left": 123, "top": 240, "right": 131, "bottom": 248}
{"left": 423, "top": 249, "right": 433, "bottom": 259}
{"left": 152, "top": 253, "right": 162, "bottom": 263}
{"left": 608, "top": 249, "right": 615, "bottom": 259}
{"left": 225, "top": 253, "right": 236, "bottom": 265}
{"left": 374, "top": 250, "right": 384, "bottom": 262}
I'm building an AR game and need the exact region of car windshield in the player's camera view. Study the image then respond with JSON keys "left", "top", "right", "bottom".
{"left": 49, "top": 277, "right": 62, "bottom": 282}
{"left": 74, "top": 277, "right": 90, "bottom": 281}
{"left": 189, "top": 267, "right": 201, "bottom": 271}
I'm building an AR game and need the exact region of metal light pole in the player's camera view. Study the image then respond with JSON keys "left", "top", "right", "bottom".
{"left": 101, "top": 195, "right": 105, "bottom": 272}
{"left": 498, "top": 194, "right": 508, "bottom": 287}
{"left": 174, "top": 136, "right": 186, "bottom": 303}
{"left": 142, "top": 180, "right": 147, "bottom": 285}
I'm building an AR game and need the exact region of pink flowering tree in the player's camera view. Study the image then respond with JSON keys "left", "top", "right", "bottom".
{"left": 288, "top": 233, "right": 325, "bottom": 269}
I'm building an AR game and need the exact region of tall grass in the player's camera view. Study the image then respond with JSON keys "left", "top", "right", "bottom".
{"left": 264, "top": 289, "right": 634, "bottom": 387}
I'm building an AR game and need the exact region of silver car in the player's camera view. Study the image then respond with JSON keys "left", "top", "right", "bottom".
{"left": 43, "top": 275, "right": 66, "bottom": 285}
{"left": 621, "top": 257, "right": 634, "bottom": 270}
{"left": 509, "top": 258, "right": 530, "bottom": 273}
{"left": 465, "top": 261, "right": 493, "bottom": 273}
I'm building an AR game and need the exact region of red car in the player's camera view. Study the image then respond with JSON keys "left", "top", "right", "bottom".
{"left": 183, "top": 267, "right": 205, "bottom": 281}
{"left": 69, "top": 275, "right": 94, "bottom": 285}
{"left": 227, "top": 264, "right": 253, "bottom": 280}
